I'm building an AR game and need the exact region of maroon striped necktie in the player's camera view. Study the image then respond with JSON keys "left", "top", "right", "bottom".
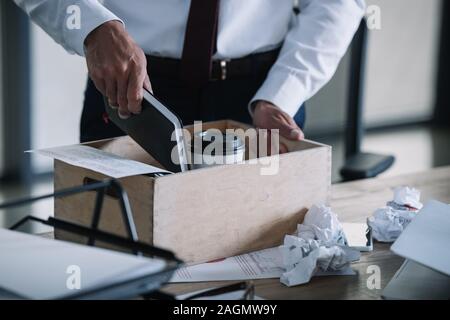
{"left": 180, "top": 0, "right": 221, "bottom": 88}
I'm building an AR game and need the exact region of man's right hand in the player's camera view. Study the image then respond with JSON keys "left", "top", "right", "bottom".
{"left": 84, "top": 20, "right": 152, "bottom": 119}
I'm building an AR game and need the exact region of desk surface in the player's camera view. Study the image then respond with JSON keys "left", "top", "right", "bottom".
{"left": 163, "top": 166, "right": 450, "bottom": 300}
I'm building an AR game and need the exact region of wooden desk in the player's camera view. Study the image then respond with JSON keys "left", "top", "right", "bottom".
{"left": 163, "top": 166, "right": 450, "bottom": 299}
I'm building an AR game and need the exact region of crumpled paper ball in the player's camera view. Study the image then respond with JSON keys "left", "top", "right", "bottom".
{"left": 279, "top": 204, "right": 360, "bottom": 287}
{"left": 368, "top": 186, "right": 422, "bottom": 242}
{"left": 297, "top": 204, "right": 347, "bottom": 246}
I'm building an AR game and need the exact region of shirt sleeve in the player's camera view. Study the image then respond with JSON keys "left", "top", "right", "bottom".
{"left": 13, "top": 0, "right": 123, "bottom": 56}
{"left": 250, "top": 0, "right": 366, "bottom": 117}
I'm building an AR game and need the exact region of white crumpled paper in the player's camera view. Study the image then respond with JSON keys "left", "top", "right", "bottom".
{"left": 278, "top": 204, "right": 360, "bottom": 287}
{"left": 368, "top": 186, "right": 422, "bottom": 242}
{"left": 297, "top": 204, "right": 347, "bottom": 246}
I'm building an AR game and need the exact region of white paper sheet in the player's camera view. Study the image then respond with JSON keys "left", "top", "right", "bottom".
{"left": 169, "top": 247, "right": 284, "bottom": 283}
{"left": 341, "top": 222, "right": 372, "bottom": 251}
{"left": 30, "top": 145, "right": 169, "bottom": 178}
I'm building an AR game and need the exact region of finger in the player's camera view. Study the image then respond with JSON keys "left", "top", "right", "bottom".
{"left": 290, "top": 128, "right": 304, "bottom": 140}
{"left": 259, "top": 129, "right": 280, "bottom": 156}
{"left": 117, "top": 76, "right": 129, "bottom": 115}
{"left": 144, "top": 74, "right": 153, "bottom": 93}
{"left": 269, "top": 129, "right": 288, "bottom": 155}
{"left": 264, "top": 129, "right": 288, "bottom": 155}
{"left": 118, "top": 107, "right": 130, "bottom": 120}
{"left": 258, "top": 128, "right": 289, "bottom": 155}
{"left": 105, "top": 79, "right": 118, "bottom": 109}
{"left": 277, "top": 121, "right": 298, "bottom": 140}
{"left": 283, "top": 113, "right": 304, "bottom": 140}
{"left": 92, "top": 78, "right": 106, "bottom": 96}
{"left": 117, "top": 80, "right": 130, "bottom": 120}
{"left": 127, "top": 66, "right": 146, "bottom": 114}
{"left": 267, "top": 130, "right": 273, "bottom": 156}
{"left": 277, "top": 114, "right": 303, "bottom": 141}
{"left": 260, "top": 129, "right": 272, "bottom": 157}
{"left": 279, "top": 142, "right": 289, "bottom": 154}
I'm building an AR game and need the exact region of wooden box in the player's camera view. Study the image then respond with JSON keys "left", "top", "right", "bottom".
{"left": 54, "top": 120, "right": 331, "bottom": 264}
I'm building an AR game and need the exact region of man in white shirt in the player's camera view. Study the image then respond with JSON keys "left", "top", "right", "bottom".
{"left": 14, "top": 0, "right": 365, "bottom": 144}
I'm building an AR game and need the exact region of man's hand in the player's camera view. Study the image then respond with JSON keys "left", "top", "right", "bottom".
{"left": 253, "top": 100, "right": 304, "bottom": 154}
{"left": 84, "top": 20, "right": 152, "bottom": 119}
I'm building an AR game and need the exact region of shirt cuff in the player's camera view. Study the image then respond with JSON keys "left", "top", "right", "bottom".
{"left": 249, "top": 66, "right": 308, "bottom": 118}
{"left": 63, "top": 1, "right": 123, "bottom": 56}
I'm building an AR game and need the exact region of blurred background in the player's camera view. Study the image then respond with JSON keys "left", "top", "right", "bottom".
{"left": 0, "top": 0, "right": 449, "bottom": 233}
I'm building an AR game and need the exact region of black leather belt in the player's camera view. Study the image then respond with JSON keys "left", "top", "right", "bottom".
{"left": 146, "top": 48, "right": 280, "bottom": 82}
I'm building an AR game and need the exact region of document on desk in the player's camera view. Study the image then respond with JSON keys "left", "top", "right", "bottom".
{"left": 169, "top": 247, "right": 356, "bottom": 283}
{"left": 169, "top": 247, "right": 284, "bottom": 283}
{"left": 30, "top": 145, "right": 169, "bottom": 178}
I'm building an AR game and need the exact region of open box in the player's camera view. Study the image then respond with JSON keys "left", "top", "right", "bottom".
{"left": 54, "top": 120, "right": 331, "bottom": 264}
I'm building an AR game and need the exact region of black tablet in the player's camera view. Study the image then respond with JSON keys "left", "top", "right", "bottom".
{"left": 104, "top": 89, "right": 190, "bottom": 173}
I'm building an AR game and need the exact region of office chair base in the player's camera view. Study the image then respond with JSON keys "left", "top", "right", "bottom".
{"left": 341, "top": 152, "right": 395, "bottom": 181}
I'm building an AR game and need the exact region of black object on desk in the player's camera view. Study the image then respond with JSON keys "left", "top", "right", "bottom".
{"left": 341, "top": 19, "right": 395, "bottom": 181}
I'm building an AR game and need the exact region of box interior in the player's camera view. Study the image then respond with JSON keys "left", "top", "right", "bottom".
{"left": 86, "top": 119, "right": 326, "bottom": 174}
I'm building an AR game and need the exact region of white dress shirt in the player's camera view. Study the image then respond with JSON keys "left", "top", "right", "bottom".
{"left": 14, "top": 0, "right": 365, "bottom": 117}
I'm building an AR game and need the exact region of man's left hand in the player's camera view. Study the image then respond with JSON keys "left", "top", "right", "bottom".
{"left": 252, "top": 100, "right": 304, "bottom": 154}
